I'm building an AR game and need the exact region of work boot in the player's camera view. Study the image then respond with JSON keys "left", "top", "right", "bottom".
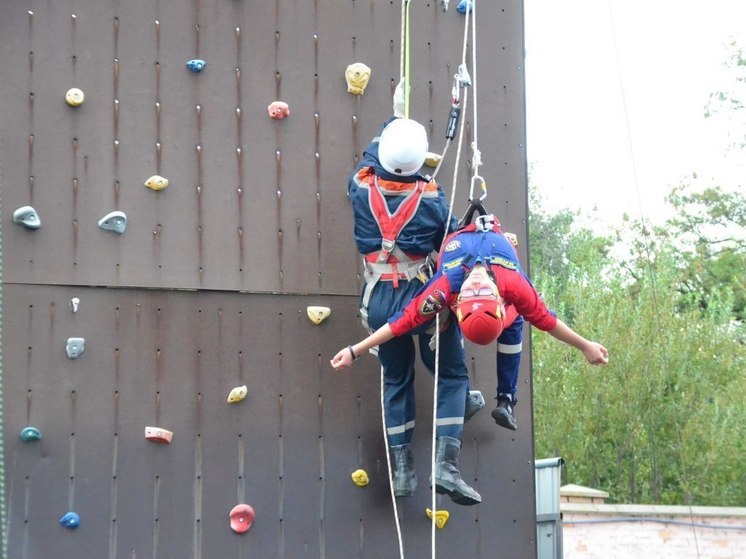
{"left": 491, "top": 393, "right": 517, "bottom": 431}
{"left": 464, "top": 390, "right": 486, "bottom": 422}
{"left": 433, "top": 436, "right": 481, "bottom": 506}
{"left": 390, "top": 444, "right": 417, "bottom": 497}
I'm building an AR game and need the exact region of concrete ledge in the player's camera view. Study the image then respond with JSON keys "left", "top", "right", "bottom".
{"left": 561, "top": 502, "right": 746, "bottom": 518}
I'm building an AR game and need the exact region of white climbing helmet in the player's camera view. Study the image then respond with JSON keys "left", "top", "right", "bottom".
{"left": 378, "top": 118, "right": 428, "bottom": 177}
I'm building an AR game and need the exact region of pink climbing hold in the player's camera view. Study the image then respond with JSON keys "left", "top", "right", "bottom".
{"left": 145, "top": 426, "right": 173, "bottom": 444}
{"left": 267, "top": 101, "right": 290, "bottom": 120}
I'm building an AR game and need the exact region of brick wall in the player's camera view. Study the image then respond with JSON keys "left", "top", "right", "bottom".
{"left": 561, "top": 504, "right": 746, "bottom": 559}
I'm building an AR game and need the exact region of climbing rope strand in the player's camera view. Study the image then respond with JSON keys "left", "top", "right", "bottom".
{"left": 430, "top": 312, "right": 440, "bottom": 559}
{"left": 470, "top": 1, "right": 480, "bottom": 177}
{"left": 380, "top": 365, "right": 406, "bottom": 559}
{"left": 404, "top": 0, "right": 412, "bottom": 118}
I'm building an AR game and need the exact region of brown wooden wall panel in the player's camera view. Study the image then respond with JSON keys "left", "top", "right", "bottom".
{"left": 1, "top": 0, "right": 527, "bottom": 295}
{"left": 2, "top": 283, "right": 536, "bottom": 558}
{"left": 2, "top": 0, "right": 537, "bottom": 557}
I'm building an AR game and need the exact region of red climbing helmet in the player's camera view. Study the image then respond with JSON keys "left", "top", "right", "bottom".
{"left": 456, "top": 268, "right": 504, "bottom": 345}
{"left": 378, "top": 118, "right": 428, "bottom": 176}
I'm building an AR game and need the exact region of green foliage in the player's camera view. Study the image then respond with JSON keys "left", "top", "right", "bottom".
{"left": 531, "top": 197, "right": 746, "bottom": 506}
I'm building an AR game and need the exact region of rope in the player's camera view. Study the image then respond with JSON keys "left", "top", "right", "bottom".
{"left": 430, "top": 3, "right": 477, "bottom": 557}
{"left": 606, "top": 3, "right": 701, "bottom": 557}
{"left": 404, "top": 0, "right": 412, "bottom": 118}
{"left": 0, "top": 141, "right": 8, "bottom": 559}
{"left": 380, "top": 365, "right": 406, "bottom": 559}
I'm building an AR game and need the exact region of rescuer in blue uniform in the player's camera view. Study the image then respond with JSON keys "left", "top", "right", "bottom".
{"left": 345, "top": 87, "right": 483, "bottom": 505}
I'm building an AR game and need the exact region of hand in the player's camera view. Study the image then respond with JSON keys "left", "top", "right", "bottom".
{"left": 393, "top": 78, "right": 406, "bottom": 118}
{"left": 583, "top": 342, "right": 609, "bottom": 365}
{"left": 330, "top": 347, "right": 355, "bottom": 370}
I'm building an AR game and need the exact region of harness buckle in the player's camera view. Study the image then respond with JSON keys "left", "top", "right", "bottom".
{"left": 475, "top": 214, "right": 496, "bottom": 232}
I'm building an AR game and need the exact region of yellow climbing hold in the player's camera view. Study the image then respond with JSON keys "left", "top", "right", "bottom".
{"left": 227, "top": 385, "right": 248, "bottom": 404}
{"left": 351, "top": 469, "right": 369, "bottom": 487}
{"left": 424, "top": 152, "right": 443, "bottom": 168}
{"left": 145, "top": 175, "right": 169, "bottom": 191}
{"left": 306, "top": 306, "right": 331, "bottom": 325}
{"left": 345, "top": 62, "right": 371, "bottom": 95}
{"left": 504, "top": 232, "right": 518, "bottom": 247}
{"left": 425, "top": 508, "right": 450, "bottom": 529}
{"left": 65, "top": 88, "right": 85, "bottom": 107}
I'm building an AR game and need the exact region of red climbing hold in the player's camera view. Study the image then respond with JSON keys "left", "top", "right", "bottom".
{"left": 229, "top": 504, "right": 255, "bottom": 533}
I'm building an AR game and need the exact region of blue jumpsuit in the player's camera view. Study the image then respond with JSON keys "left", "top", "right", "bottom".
{"left": 348, "top": 117, "right": 468, "bottom": 446}
{"left": 389, "top": 223, "right": 558, "bottom": 405}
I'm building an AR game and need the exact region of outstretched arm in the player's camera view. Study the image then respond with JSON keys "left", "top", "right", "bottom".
{"left": 330, "top": 324, "right": 395, "bottom": 370}
{"left": 547, "top": 319, "right": 609, "bottom": 365}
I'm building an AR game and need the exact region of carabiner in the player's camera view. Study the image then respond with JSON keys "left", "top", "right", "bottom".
{"left": 469, "top": 175, "right": 487, "bottom": 202}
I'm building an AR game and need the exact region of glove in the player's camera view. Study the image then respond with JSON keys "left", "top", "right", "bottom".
{"left": 393, "top": 78, "right": 406, "bottom": 118}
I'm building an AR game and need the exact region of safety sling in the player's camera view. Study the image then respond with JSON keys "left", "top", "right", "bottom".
{"left": 360, "top": 173, "right": 431, "bottom": 330}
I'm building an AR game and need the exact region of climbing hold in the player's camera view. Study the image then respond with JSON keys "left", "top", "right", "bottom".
{"left": 441, "top": 0, "right": 450, "bottom": 11}
{"left": 424, "top": 152, "right": 443, "bottom": 168}
{"left": 65, "top": 338, "right": 85, "bottom": 359}
{"left": 227, "top": 385, "right": 247, "bottom": 404}
{"left": 267, "top": 101, "right": 290, "bottom": 120}
{"left": 425, "top": 508, "right": 450, "bottom": 529}
{"left": 59, "top": 511, "right": 80, "bottom": 529}
{"left": 13, "top": 206, "right": 41, "bottom": 229}
{"left": 71, "top": 297, "right": 80, "bottom": 313}
{"left": 65, "top": 88, "right": 85, "bottom": 107}
{"left": 229, "top": 504, "right": 255, "bottom": 534}
{"left": 186, "top": 59, "right": 206, "bottom": 73}
{"left": 145, "top": 175, "right": 169, "bottom": 191}
{"left": 345, "top": 62, "right": 371, "bottom": 95}
{"left": 98, "top": 211, "right": 127, "bottom": 234}
{"left": 504, "top": 232, "right": 518, "bottom": 247}
{"left": 306, "top": 306, "right": 331, "bottom": 325}
{"left": 145, "top": 426, "right": 173, "bottom": 444}
{"left": 456, "top": 0, "right": 473, "bottom": 14}
{"left": 351, "top": 469, "right": 369, "bottom": 487}
{"left": 19, "top": 426, "right": 42, "bottom": 441}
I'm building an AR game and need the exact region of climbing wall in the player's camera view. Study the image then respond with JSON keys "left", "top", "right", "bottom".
{"left": 0, "top": 1, "right": 535, "bottom": 557}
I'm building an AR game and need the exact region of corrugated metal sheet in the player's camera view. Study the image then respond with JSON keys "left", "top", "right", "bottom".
{"left": 1, "top": 0, "right": 536, "bottom": 557}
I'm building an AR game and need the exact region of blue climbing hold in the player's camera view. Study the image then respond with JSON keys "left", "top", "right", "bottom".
{"left": 186, "top": 59, "right": 206, "bottom": 73}
{"left": 60, "top": 512, "right": 80, "bottom": 529}
{"left": 20, "top": 426, "right": 42, "bottom": 441}
{"left": 457, "top": 0, "right": 473, "bottom": 14}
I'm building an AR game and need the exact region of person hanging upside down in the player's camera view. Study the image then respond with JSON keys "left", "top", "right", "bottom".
{"left": 332, "top": 214, "right": 609, "bottom": 442}
{"left": 343, "top": 83, "right": 484, "bottom": 507}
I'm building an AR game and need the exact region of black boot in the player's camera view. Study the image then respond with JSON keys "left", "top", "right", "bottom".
{"left": 433, "top": 436, "right": 481, "bottom": 506}
{"left": 491, "top": 393, "right": 517, "bottom": 431}
{"left": 464, "top": 390, "right": 486, "bottom": 422}
{"left": 391, "top": 444, "right": 417, "bottom": 497}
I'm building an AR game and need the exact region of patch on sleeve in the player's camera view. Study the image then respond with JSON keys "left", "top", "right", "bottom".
{"left": 420, "top": 290, "right": 447, "bottom": 315}
{"left": 444, "top": 240, "right": 461, "bottom": 252}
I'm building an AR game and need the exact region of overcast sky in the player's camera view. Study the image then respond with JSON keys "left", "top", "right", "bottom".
{"left": 524, "top": 0, "right": 746, "bottom": 231}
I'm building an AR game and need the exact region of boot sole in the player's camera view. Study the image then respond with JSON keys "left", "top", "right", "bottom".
{"left": 491, "top": 408, "right": 517, "bottom": 431}
{"left": 434, "top": 481, "right": 481, "bottom": 506}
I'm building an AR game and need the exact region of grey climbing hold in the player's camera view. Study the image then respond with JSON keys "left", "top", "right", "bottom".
{"left": 13, "top": 206, "right": 41, "bottom": 229}
{"left": 19, "top": 426, "right": 42, "bottom": 441}
{"left": 98, "top": 210, "right": 127, "bottom": 234}
{"left": 66, "top": 337, "right": 85, "bottom": 359}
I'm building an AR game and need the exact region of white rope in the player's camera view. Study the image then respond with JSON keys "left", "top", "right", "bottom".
{"left": 430, "top": 4, "right": 476, "bottom": 557}
{"left": 470, "top": 1, "right": 481, "bottom": 178}
{"left": 382, "top": 4, "right": 411, "bottom": 558}
{"left": 380, "top": 365, "right": 406, "bottom": 559}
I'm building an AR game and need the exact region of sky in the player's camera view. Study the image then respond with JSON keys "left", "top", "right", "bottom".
{"left": 523, "top": 0, "right": 746, "bottom": 231}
